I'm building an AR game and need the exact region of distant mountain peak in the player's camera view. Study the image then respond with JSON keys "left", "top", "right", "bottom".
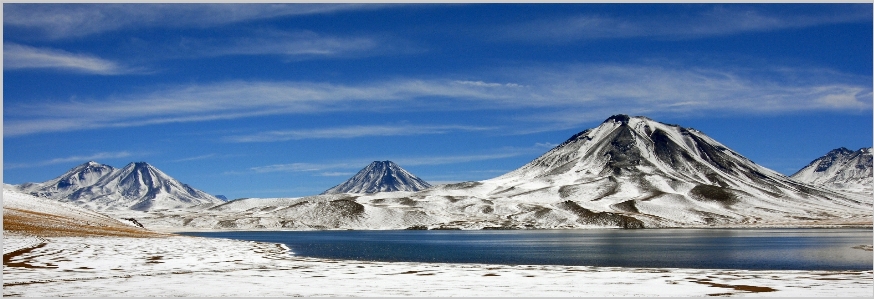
{"left": 791, "top": 147, "right": 873, "bottom": 195}
{"left": 322, "top": 160, "right": 431, "bottom": 194}
{"left": 16, "top": 161, "right": 223, "bottom": 211}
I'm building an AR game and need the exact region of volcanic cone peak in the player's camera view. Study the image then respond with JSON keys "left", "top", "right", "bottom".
{"left": 490, "top": 114, "right": 824, "bottom": 202}
{"left": 322, "top": 161, "right": 432, "bottom": 194}
{"left": 15, "top": 161, "right": 223, "bottom": 211}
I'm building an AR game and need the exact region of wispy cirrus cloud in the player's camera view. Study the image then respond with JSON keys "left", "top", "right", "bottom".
{"left": 246, "top": 162, "right": 361, "bottom": 174}
{"left": 3, "top": 43, "right": 141, "bottom": 75}
{"left": 318, "top": 172, "right": 356, "bottom": 177}
{"left": 499, "top": 64, "right": 872, "bottom": 134}
{"left": 5, "top": 151, "right": 133, "bottom": 169}
{"left": 4, "top": 3, "right": 385, "bottom": 40}
{"left": 150, "top": 29, "right": 399, "bottom": 61}
{"left": 205, "top": 30, "right": 383, "bottom": 58}
{"left": 499, "top": 5, "right": 870, "bottom": 42}
{"left": 170, "top": 154, "right": 225, "bottom": 163}
{"left": 4, "top": 79, "right": 522, "bottom": 136}
{"left": 5, "top": 63, "right": 869, "bottom": 137}
{"left": 226, "top": 124, "right": 495, "bottom": 143}
{"left": 240, "top": 143, "right": 554, "bottom": 175}
{"left": 246, "top": 155, "right": 514, "bottom": 174}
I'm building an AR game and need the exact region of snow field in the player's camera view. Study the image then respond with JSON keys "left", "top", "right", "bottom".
{"left": 3, "top": 234, "right": 872, "bottom": 297}
{"left": 2, "top": 233, "right": 45, "bottom": 255}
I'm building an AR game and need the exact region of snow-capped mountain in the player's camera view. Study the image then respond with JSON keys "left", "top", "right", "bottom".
{"left": 16, "top": 161, "right": 223, "bottom": 211}
{"left": 322, "top": 161, "right": 432, "bottom": 194}
{"left": 16, "top": 161, "right": 116, "bottom": 198}
{"left": 478, "top": 115, "right": 867, "bottom": 226}
{"left": 492, "top": 114, "right": 822, "bottom": 199}
{"left": 791, "top": 147, "right": 873, "bottom": 195}
{"left": 130, "top": 115, "right": 871, "bottom": 231}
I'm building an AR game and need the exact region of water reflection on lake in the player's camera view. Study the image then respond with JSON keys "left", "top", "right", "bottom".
{"left": 181, "top": 228, "right": 873, "bottom": 270}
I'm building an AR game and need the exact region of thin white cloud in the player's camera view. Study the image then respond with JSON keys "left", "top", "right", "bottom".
{"left": 5, "top": 3, "right": 385, "bottom": 39}
{"left": 5, "top": 63, "right": 869, "bottom": 137}
{"left": 210, "top": 30, "right": 381, "bottom": 58}
{"left": 392, "top": 153, "right": 522, "bottom": 166}
{"left": 146, "top": 29, "right": 395, "bottom": 61}
{"left": 3, "top": 43, "right": 139, "bottom": 75}
{"left": 4, "top": 79, "right": 517, "bottom": 136}
{"left": 241, "top": 143, "right": 550, "bottom": 174}
{"left": 226, "top": 124, "right": 494, "bottom": 143}
{"left": 248, "top": 162, "right": 361, "bottom": 174}
{"left": 453, "top": 80, "right": 524, "bottom": 88}
{"left": 500, "top": 5, "right": 870, "bottom": 42}
{"left": 526, "top": 65, "right": 871, "bottom": 112}
{"left": 6, "top": 151, "right": 133, "bottom": 169}
{"left": 318, "top": 172, "right": 356, "bottom": 177}
{"left": 501, "top": 64, "right": 871, "bottom": 126}
{"left": 170, "top": 154, "right": 218, "bottom": 163}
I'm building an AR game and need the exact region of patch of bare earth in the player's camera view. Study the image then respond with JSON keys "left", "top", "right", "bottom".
{"left": 689, "top": 278, "right": 777, "bottom": 296}
{"left": 3, "top": 243, "right": 51, "bottom": 269}
{"left": 3, "top": 208, "right": 166, "bottom": 238}
{"left": 3, "top": 202, "right": 169, "bottom": 273}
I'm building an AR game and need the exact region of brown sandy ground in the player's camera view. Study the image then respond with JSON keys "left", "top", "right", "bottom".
{"left": 4, "top": 207, "right": 167, "bottom": 238}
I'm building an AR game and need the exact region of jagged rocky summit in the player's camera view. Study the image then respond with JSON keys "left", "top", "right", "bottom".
{"left": 322, "top": 161, "right": 431, "bottom": 194}
{"left": 15, "top": 161, "right": 223, "bottom": 211}
{"left": 791, "top": 147, "right": 873, "bottom": 195}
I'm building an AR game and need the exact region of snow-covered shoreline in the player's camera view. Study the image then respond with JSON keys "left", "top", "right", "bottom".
{"left": 4, "top": 233, "right": 872, "bottom": 297}
{"left": 4, "top": 181, "right": 872, "bottom": 296}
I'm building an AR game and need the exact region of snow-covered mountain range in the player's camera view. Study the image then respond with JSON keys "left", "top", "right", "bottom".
{"left": 14, "top": 161, "right": 223, "bottom": 211}
{"left": 322, "top": 161, "right": 431, "bottom": 194}
{"left": 119, "top": 115, "right": 871, "bottom": 231}
{"left": 791, "top": 147, "right": 873, "bottom": 195}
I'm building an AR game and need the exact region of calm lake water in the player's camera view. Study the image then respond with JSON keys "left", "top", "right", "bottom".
{"left": 180, "top": 228, "right": 873, "bottom": 270}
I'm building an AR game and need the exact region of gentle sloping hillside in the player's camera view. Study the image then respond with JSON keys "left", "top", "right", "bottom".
{"left": 3, "top": 187, "right": 164, "bottom": 237}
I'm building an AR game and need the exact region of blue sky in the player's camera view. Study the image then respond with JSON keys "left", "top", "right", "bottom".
{"left": 4, "top": 4, "right": 872, "bottom": 199}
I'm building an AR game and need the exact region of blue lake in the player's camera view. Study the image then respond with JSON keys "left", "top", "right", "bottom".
{"left": 180, "top": 228, "right": 873, "bottom": 270}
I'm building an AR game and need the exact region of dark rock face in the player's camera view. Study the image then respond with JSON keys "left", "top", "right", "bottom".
{"left": 121, "top": 218, "right": 145, "bottom": 228}
{"left": 555, "top": 200, "right": 644, "bottom": 229}
{"left": 813, "top": 148, "right": 854, "bottom": 172}
{"left": 322, "top": 161, "right": 431, "bottom": 194}
{"left": 326, "top": 199, "right": 365, "bottom": 217}
{"left": 689, "top": 184, "right": 738, "bottom": 205}
{"left": 604, "top": 114, "right": 631, "bottom": 124}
